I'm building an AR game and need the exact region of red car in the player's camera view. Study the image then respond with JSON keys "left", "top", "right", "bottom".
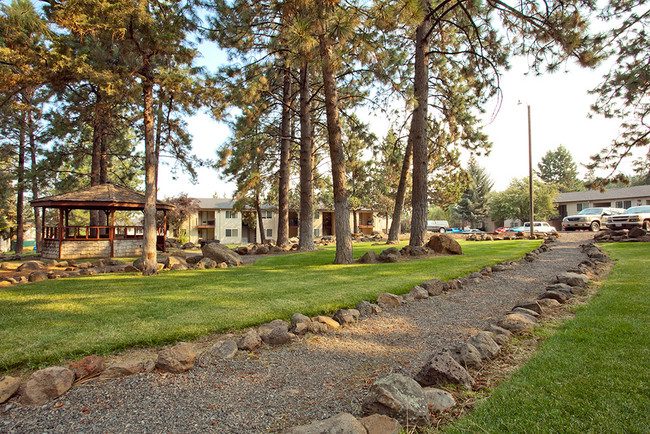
{"left": 494, "top": 227, "right": 510, "bottom": 233}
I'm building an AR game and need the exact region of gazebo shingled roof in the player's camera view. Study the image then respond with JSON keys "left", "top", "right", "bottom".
{"left": 31, "top": 183, "right": 174, "bottom": 211}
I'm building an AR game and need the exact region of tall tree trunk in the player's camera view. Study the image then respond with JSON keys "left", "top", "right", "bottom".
{"left": 28, "top": 109, "right": 41, "bottom": 253}
{"left": 319, "top": 34, "right": 353, "bottom": 264}
{"left": 298, "top": 61, "right": 315, "bottom": 251}
{"left": 141, "top": 62, "right": 158, "bottom": 275}
{"left": 15, "top": 112, "right": 25, "bottom": 255}
{"left": 256, "top": 193, "right": 266, "bottom": 245}
{"left": 387, "top": 120, "right": 414, "bottom": 244}
{"left": 90, "top": 93, "right": 104, "bottom": 227}
{"left": 353, "top": 211, "right": 358, "bottom": 234}
{"left": 409, "top": 18, "right": 431, "bottom": 247}
{"left": 276, "top": 65, "right": 292, "bottom": 247}
{"left": 100, "top": 136, "right": 108, "bottom": 183}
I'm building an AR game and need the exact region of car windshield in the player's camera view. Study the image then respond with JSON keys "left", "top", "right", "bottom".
{"left": 577, "top": 208, "right": 603, "bottom": 215}
{"left": 623, "top": 206, "right": 650, "bottom": 214}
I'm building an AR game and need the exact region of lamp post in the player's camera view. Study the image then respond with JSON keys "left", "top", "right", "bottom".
{"left": 518, "top": 101, "right": 534, "bottom": 238}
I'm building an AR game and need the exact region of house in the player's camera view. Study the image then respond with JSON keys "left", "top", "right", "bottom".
{"left": 554, "top": 185, "right": 650, "bottom": 218}
{"left": 181, "top": 198, "right": 392, "bottom": 245}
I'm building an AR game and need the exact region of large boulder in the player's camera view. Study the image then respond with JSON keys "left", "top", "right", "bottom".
{"left": 0, "top": 376, "right": 21, "bottom": 404}
{"left": 427, "top": 234, "right": 463, "bottom": 255}
{"left": 156, "top": 342, "right": 197, "bottom": 373}
{"left": 449, "top": 342, "right": 483, "bottom": 369}
{"left": 357, "top": 251, "right": 380, "bottom": 264}
{"left": 201, "top": 242, "right": 242, "bottom": 267}
{"left": 409, "top": 285, "right": 429, "bottom": 300}
{"left": 209, "top": 340, "right": 238, "bottom": 360}
{"left": 362, "top": 373, "right": 430, "bottom": 426}
{"left": 414, "top": 352, "right": 474, "bottom": 389}
{"left": 285, "top": 413, "right": 367, "bottom": 434}
{"left": 20, "top": 367, "right": 75, "bottom": 406}
{"left": 28, "top": 271, "right": 49, "bottom": 282}
{"left": 356, "top": 301, "right": 381, "bottom": 319}
{"left": 165, "top": 255, "right": 189, "bottom": 270}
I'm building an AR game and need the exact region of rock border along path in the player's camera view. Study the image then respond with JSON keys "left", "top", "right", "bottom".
{"left": 1, "top": 233, "right": 599, "bottom": 433}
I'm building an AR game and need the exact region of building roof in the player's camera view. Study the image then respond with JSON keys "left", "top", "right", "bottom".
{"left": 555, "top": 185, "right": 650, "bottom": 203}
{"left": 31, "top": 183, "right": 174, "bottom": 211}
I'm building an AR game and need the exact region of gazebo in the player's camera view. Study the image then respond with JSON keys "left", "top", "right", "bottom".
{"left": 31, "top": 183, "right": 174, "bottom": 260}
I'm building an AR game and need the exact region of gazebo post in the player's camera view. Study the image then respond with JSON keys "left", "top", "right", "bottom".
{"left": 109, "top": 210, "right": 115, "bottom": 257}
{"left": 162, "top": 210, "right": 167, "bottom": 253}
{"left": 58, "top": 208, "right": 64, "bottom": 259}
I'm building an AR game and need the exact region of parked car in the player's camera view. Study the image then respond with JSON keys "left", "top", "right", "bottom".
{"left": 427, "top": 220, "right": 450, "bottom": 233}
{"left": 463, "top": 228, "right": 485, "bottom": 234}
{"left": 509, "top": 222, "right": 557, "bottom": 233}
{"left": 605, "top": 206, "right": 650, "bottom": 231}
{"left": 562, "top": 207, "right": 625, "bottom": 232}
{"left": 494, "top": 227, "right": 510, "bottom": 233}
{"left": 447, "top": 227, "right": 465, "bottom": 233}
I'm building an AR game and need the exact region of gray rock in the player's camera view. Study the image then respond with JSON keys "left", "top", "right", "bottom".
{"left": 498, "top": 313, "right": 537, "bottom": 333}
{"left": 409, "top": 246, "right": 428, "bottom": 256}
{"left": 156, "top": 342, "right": 197, "bottom": 373}
{"left": 450, "top": 342, "right": 483, "bottom": 369}
{"left": 291, "top": 313, "right": 311, "bottom": 327}
{"left": 333, "top": 309, "right": 360, "bottom": 325}
{"left": 538, "top": 298, "right": 561, "bottom": 308}
{"left": 237, "top": 330, "right": 262, "bottom": 351}
{"left": 515, "top": 301, "right": 542, "bottom": 314}
{"left": 285, "top": 412, "right": 367, "bottom": 434}
{"left": 414, "top": 352, "right": 474, "bottom": 389}
{"left": 420, "top": 278, "right": 446, "bottom": 296}
{"left": 424, "top": 387, "right": 456, "bottom": 412}
{"left": 377, "top": 293, "right": 401, "bottom": 307}
{"left": 362, "top": 373, "right": 430, "bottom": 426}
{"left": 383, "top": 253, "right": 400, "bottom": 263}
{"left": 258, "top": 320, "right": 293, "bottom": 345}
{"left": 0, "top": 376, "right": 21, "bottom": 404}
{"left": 197, "top": 257, "right": 217, "bottom": 269}
{"left": 628, "top": 227, "right": 646, "bottom": 238}
{"left": 201, "top": 242, "right": 242, "bottom": 267}
{"left": 512, "top": 307, "right": 540, "bottom": 318}
{"left": 99, "top": 360, "right": 148, "bottom": 379}
{"left": 357, "top": 251, "right": 380, "bottom": 264}
{"left": 210, "top": 340, "right": 238, "bottom": 359}
{"left": 355, "top": 301, "right": 373, "bottom": 318}
{"left": 539, "top": 290, "right": 569, "bottom": 304}
{"left": 28, "top": 271, "right": 49, "bottom": 282}
{"left": 547, "top": 282, "right": 580, "bottom": 295}
{"left": 556, "top": 272, "right": 589, "bottom": 287}
{"left": 409, "top": 285, "right": 429, "bottom": 299}
{"left": 358, "top": 414, "right": 402, "bottom": 434}
{"left": 20, "top": 367, "right": 75, "bottom": 406}
{"left": 16, "top": 261, "right": 44, "bottom": 272}
{"left": 467, "top": 331, "right": 500, "bottom": 360}
{"left": 185, "top": 255, "right": 203, "bottom": 265}
{"left": 485, "top": 323, "right": 512, "bottom": 338}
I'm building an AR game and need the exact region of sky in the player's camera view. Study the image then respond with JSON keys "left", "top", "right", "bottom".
{"left": 156, "top": 45, "right": 631, "bottom": 199}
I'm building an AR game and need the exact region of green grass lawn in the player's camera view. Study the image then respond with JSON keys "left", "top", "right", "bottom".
{"left": 446, "top": 242, "right": 650, "bottom": 433}
{"left": 0, "top": 240, "right": 540, "bottom": 372}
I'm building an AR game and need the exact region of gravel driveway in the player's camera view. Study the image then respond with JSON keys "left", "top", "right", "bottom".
{"left": 1, "top": 232, "right": 595, "bottom": 433}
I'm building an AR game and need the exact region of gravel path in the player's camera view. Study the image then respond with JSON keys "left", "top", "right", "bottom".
{"left": 1, "top": 233, "right": 595, "bottom": 433}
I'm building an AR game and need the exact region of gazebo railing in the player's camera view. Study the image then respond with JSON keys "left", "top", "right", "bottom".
{"left": 44, "top": 225, "right": 165, "bottom": 240}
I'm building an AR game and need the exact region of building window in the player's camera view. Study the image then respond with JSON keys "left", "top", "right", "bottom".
{"left": 225, "top": 229, "right": 238, "bottom": 238}
{"left": 226, "top": 210, "right": 237, "bottom": 219}
{"left": 576, "top": 202, "right": 589, "bottom": 212}
{"left": 266, "top": 228, "right": 273, "bottom": 238}
{"left": 594, "top": 202, "right": 611, "bottom": 207}
{"left": 262, "top": 210, "right": 273, "bottom": 219}
{"left": 313, "top": 211, "right": 320, "bottom": 220}
{"left": 615, "top": 200, "right": 632, "bottom": 209}
{"left": 314, "top": 228, "right": 320, "bottom": 237}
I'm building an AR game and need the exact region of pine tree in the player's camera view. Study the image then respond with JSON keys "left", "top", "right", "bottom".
{"left": 453, "top": 158, "right": 494, "bottom": 229}
{"left": 537, "top": 145, "right": 582, "bottom": 192}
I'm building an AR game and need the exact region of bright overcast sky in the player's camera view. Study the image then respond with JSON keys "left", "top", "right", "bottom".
{"left": 157, "top": 45, "right": 630, "bottom": 199}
